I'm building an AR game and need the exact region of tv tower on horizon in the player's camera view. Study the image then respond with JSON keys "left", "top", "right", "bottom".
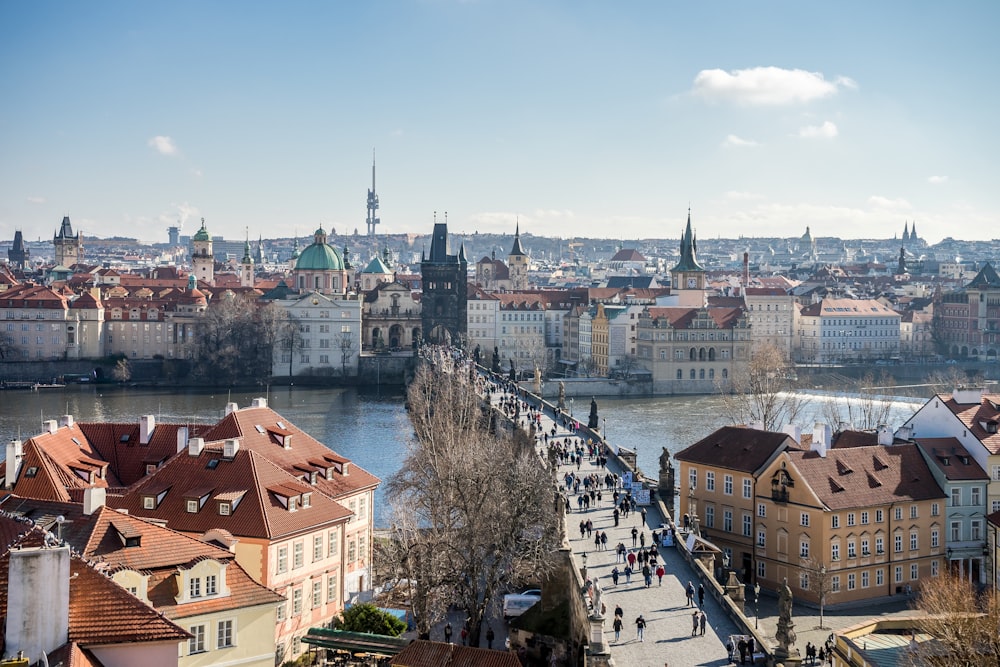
{"left": 366, "top": 149, "right": 380, "bottom": 238}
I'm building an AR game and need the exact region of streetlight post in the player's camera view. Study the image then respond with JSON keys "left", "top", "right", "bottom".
{"left": 819, "top": 565, "right": 827, "bottom": 630}
{"left": 570, "top": 397, "right": 574, "bottom": 418}
{"left": 581, "top": 551, "right": 588, "bottom": 580}
{"left": 754, "top": 582, "right": 761, "bottom": 629}
{"left": 603, "top": 417, "right": 607, "bottom": 441}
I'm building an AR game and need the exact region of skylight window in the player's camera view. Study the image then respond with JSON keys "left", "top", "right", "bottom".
{"left": 120, "top": 434, "right": 130, "bottom": 443}
{"left": 254, "top": 425, "right": 265, "bottom": 434}
{"left": 206, "top": 459, "right": 220, "bottom": 470}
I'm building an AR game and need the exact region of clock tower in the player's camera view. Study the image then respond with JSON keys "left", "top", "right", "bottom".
{"left": 670, "top": 209, "right": 706, "bottom": 307}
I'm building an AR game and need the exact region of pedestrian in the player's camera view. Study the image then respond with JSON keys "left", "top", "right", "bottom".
{"left": 818, "top": 647, "right": 826, "bottom": 664}
{"left": 639, "top": 531, "right": 646, "bottom": 548}
{"left": 611, "top": 566, "right": 620, "bottom": 586}
{"left": 613, "top": 508, "right": 620, "bottom": 527}
{"left": 642, "top": 564, "right": 652, "bottom": 588}
{"left": 699, "top": 610, "right": 706, "bottom": 636}
{"left": 698, "top": 583, "right": 705, "bottom": 607}
{"left": 635, "top": 614, "right": 646, "bottom": 642}
{"left": 748, "top": 636, "right": 755, "bottom": 658}
{"left": 617, "top": 542, "right": 626, "bottom": 563}
{"left": 685, "top": 581, "right": 694, "bottom": 607}
{"left": 586, "top": 520, "right": 593, "bottom": 537}
{"left": 460, "top": 626, "right": 468, "bottom": 646}
{"left": 631, "top": 526, "right": 638, "bottom": 546}
{"left": 594, "top": 532, "right": 601, "bottom": 551}
{"left": 805, "top": 642, "right": 814, "bottom": 664}
{"left": 444, "top": 622, "right": 452, "bottom": 643}
{"left": 691, "top": 610, "right": 699, "bottom": 636}
{"left": 614, "top": 604, "right": 623, "bottom": 619}
{"left": 641, "top": 507, "right": 647, "bottom": 524}
{"left": 612, "top": 615, "right": 623, "bottom": 642}
{"left": 655, "top": 564, "right": 665, "bottom": 585}
{"left": 627, "top": 551, "right": 637, "bottom": 568}
{"left": 486, "top": 626, "right": 495, "bottom": 650}
{"left": 624, "top": 564, "right": 632, "bottom": 583}
{"left": 737, "top": 637, "right": 747, "bottom": 664}
{"left": 579, "top": 520, "right": 586, "bottom": 538}
{"left": 600, "top": 531, "right": 608, "bottom": 550}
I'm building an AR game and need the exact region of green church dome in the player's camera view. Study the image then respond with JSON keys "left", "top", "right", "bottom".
{"left": 296, "top": 241, "right": 345, "bottom": 271}
{"left": 192, "top": 220, "right": 210, "bottom": 242}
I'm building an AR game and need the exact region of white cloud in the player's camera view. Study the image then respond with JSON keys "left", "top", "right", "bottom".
{"left": 928, "top": 175, "right": 948, "bottom": 184}
{"left": 724, "top": 191, "right": 765, "bottom": 201}
{"left": 692, "top": 66, "right": 855, "bottom": 106}
{"left": 798, "top": 121, "right": 838, "bottom": 139}
{"left": 868, "top": 195, "right": 912, "bottom": 210}
{"left": 722, "top": 134, "right": 759, "bottom": 148}
{"left": 26, "top": 196, "right": 45, "bottom": 204}
{"left": 148, "top": 135, "right": 179, "bottom": 156}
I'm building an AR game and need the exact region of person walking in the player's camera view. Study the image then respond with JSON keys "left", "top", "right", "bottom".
{"left": 642, "top": 563, "right": 652, "bottom": 588}
{"left": 640, "top": 507, "right": 647, "bottom": 524}
{"left": 613, "top": 507, "right": 620, "bottom": 527}
{"left": 486, "top": 626, "right": 495, "bottom": 649}
{"left": 600, "top": 531, "right": 608, "bottom": 551}
{"left": 639, "top": 531, "right": 646, "bottom": 548}
{"left": 614, "top": 604, "right": 623, "bottom": 620}
{"left": 627, "top": 550, "right": 637, "bottom": 568}
{"left": 685, "top": 581, "right": 695, "bottom": 607}
{"left": 611, "top": 566, "right": 620, "bottom": 586}
{"left": 616, "top": 542, "right": 626, "bottom": 562}
{"left": 698, "top": 583, "right": 705, "bottom": 607}
{"left": 624, "top": 564, "right": 633, "bottom": 584}
{"left": 631, "top": 526, "right": 638, "bottom": 547}
{"left": 699, "top": 610, "right": 706, "bottom": 636}
{"left": 612, "top": 615, "right": 623, "bottom": 642}
{"left": 691, "top": 610, "right": 699, "bottom": 636}
{"left": 655, "top": 564, "right": 665, "bottom": 586}
{"left": 444, "top": 622, "right": 452, "bottom": 643}
{"left": 635, "top": 614, "right": 646, "bottom": 642}
{"left": 737, "top": 637, "right": 747, "bottom": 664}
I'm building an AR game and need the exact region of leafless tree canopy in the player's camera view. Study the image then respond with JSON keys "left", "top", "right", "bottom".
{"left": 192, "top": 294, "right": 287, "bottom": 384}
{"left": 383, "top": 363, "right": 561, "bottom": 642}
{"left": 718, "top": 342, "right": 809, "bottom": 432}
{"left": 906, "top": 572, "right": 1000, "bottom": 666}
{"left": 820, "top": 372, "right": 897, "bottom": 433}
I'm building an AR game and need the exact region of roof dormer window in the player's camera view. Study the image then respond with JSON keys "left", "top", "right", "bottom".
{"left": 326, "top": 467, "right": 334, "bottom": 480}
{"left": 302, "top": 492, "right": 312, "bottom": 508}
{"left": 309, "top": 471, "right": 318, "bottom": 485}
{"left": 219, "top": 502, "right": 231, "bottom": 516}
{"left": 288, "top": 496, "right": 298, "bottom": 512}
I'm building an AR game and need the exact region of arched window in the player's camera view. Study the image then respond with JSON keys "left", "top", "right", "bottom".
{"left": 708, "top": 348, "right": 716, "bottom": 361}
{"left": 699, "top": 347, "right": 706, "bottom": 361}
{"left": 690, "top": 347, "right": 696, "bottom": 361}
{"left": 699, "top": 368, "right": 705, "bottom": 379}
{"left": 709, "top": 368, "right": 715, "bottom": 379}
{"left": 676, "top": 369, "right": 683, "bottom": 380}
{"left": 722, "top": 368, "right": 728, "bottom": 379}
{"left": 690, "top": 369, "right": 696, "bottom": 379}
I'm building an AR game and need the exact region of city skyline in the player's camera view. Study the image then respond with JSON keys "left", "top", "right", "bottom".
{"left": 2, "top": 1, "right": 998, "bottom": 245}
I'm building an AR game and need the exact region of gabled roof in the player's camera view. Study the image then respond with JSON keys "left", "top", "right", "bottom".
{"left": 939, "top": 392, "right": 1000, "bottom": 455}
{"left": 915, "top": 438, "right": 989, "bottom": 481}
{"left": 202, "top": 405, "right": 380, "bottom": 500}
{"left": 12, "top": 425, "right": 118, "bottom": 502}
{"left": 609, "top": 248, "right": 645, "bottom": 263}
{"left": 674, "top": 426, "right": 794, "bottom": 473}
{"left": 114, "top": 445, "right": 352, "bottom": 540}
{"left": 966, "top": 262, "right": 1000, "bottom": 289}
{"left": 786, "top": 443, "right": 946, "bottom": 511}
{"left": 389, "top": 640, "right": 522, "bottom": 667}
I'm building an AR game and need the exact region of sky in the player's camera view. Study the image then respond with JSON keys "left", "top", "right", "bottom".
{"left": 2, "top": 1, "right": 998, "bottom": 246}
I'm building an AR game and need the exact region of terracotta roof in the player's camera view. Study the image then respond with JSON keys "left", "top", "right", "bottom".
{"left": 609, "top": 248, "right": 646, "bottom": 263}
{"left": 113, "top": 445, "right": 351, "bottom": 540}
{"left": 389, "top": 640, "right": 522, "bottom": 667}
{"left": 915, "top": 438, "right": 989, "bottom": 481}
{"left": 13, "top": 425, "right": 117, "bottom": 502}
{"left": 203, "top": 406, "right": 380, "bottom": 500}
{"left": 941, "top": 393, "right": 1000, "bottom": 455}
{"left": 830, "top": 430, "right": 881, "bottom": 448}
{"left": 674, "top": 426, "right": 794, "bottom": 473}
{"left": 47, "top": 642, "right": 103, "bottom": 667}
{"left": 786, "top": 443, "right": 946, "bottom": 511}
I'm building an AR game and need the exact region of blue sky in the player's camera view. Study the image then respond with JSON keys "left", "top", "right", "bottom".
{"left": 2, "top": 1, "right": 997, "bottom": 246}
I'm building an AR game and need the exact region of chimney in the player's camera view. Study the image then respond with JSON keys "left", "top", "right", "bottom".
{"left": 5, "top": 440, "right": 23, "bottom": 488}
{"left": 6, "top": 546, "right": 71, "bottom": 662}
{"left": 812, "top": 423, "right": 831, "bottom": 458}
{"left": 749, "top": 420, "right": 765, "bottom": 432}
{"left": 176, "top": 426, "right": 189, "bottom": 453}
{"left": 877, "top": 424, "right": 894, "bottom": 446}
{"left": 139, "top": 415, "right": 155, "bottom": 444}
{"left": 742, "top": 251, "right": 750, "bottom": 294}
{"left": 896, "top": 424, "right": 914, "bottom": 441}
{"left": 251, "top": 397, "right": 267, "bottom": 408}
{"left": 45, "top": 420, "right": 58, "bottom": 434}
{"left": 953, "top": 386, "right": 984, "bottom": 405}
{"left": 188, "top": 437, "right": 205, "bottom": 457}
{"left": 60, "top": 415, "right": 74, "bottom": 428}
{"left": 83, "top": 487, "right": 106, "bottom": 515}
{"left": 342, "top": 462, "right": 350, "bottom": 476}
{"left": 782, "top": 423, "right": 802, "bottom": 444}
{"left": 225, "top": 402, "right": 239, "bottom": 416}
{"left": 223, "top": 438, "right": 240, "bottom": 459}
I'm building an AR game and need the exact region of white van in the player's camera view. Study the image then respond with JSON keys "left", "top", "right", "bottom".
{"left": 502, "top": 589, "right": 541, "bottom": 620}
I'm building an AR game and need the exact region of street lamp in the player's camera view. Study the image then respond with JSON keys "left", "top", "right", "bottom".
{"left": 581, "top": 551, "right": 588, "bottom": 579}
{"left": 603, "top": 417, "right": 607, "bottom": 440}
{"left": 819, "top": 565, "right": 827, "bottom": 630}
{"left": 570, "top": 397, "right": 574, "bottom": 418}
{"left": 754, "top": 582, "right": 761, "bottom": 629}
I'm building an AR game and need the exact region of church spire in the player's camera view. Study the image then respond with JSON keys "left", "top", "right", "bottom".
{"left": 673, "top": 208, "right": 704, "bottom": 272}
{"left": 509, "top": 219, "right": 527, "bottom": 257}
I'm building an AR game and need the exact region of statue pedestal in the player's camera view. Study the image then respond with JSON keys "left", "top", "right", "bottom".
{"left": 588, "top": 612, "right": 607, "bottom": 654}
{"left": 770, "top": 648, "right": 803, "bottom": 667}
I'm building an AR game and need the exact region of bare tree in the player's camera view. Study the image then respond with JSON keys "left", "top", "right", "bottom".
{"left": 338, "top": 331, "right": 356, "bottom": 376}
{"left": 192, "top": 293, "right": 287, "bottom": 384}
{"left": 927, "top": 367, "right": 985, "bottom": 395}
{"left": 802, "top": 557, "right": 834, "bottom": 630}
{"left": 0, "top": 332, "right": 19, "bottom": 360}
{"left": 906, "top": 571, "right": 1000, "bottom": 666}
{"left": 718, "top": 342, "right": 809, "bottom": 431}
{"left": 383, "top": 362, "right": 561, "bottom": 644}
{"left": 820, "top": 372, "right": 897, "bottom": 432}
{"left": 112, "top": 357, "right": 132, "bottom": 383}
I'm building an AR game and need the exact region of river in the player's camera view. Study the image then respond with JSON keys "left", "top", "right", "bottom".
{"left": 0, "top": 385, "right": 926, "bottom": 527}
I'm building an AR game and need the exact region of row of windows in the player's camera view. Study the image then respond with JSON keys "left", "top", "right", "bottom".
{"left": 188, "top": 619, "right": 235, "bottom": 654}
{"left": 276, "top": 574, "right": 340, "bottom": 622}
{"left": 759, "top": 562, "right": 936, "bottom": 591}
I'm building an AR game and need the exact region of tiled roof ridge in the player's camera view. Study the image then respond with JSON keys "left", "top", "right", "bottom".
{"left": 85, "top": 505, "right": 235, "bottom": 564}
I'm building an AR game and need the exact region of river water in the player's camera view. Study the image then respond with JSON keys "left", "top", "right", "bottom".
{"left": 0, "top": 385, "right": 925, "bottom": 527}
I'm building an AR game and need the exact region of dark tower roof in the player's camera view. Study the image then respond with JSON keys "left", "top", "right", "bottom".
{"left": 967, "top": 262, "right": 1000, "bottom": 290}
{"left": 56, "top": 216, "right": 76, "bottom": 240}
{"left": 8, "top": 230, "right": 29, "bottom": 268}
{"left": 672, "top": 210, "right": 705, "bottom": 273}
{"left": 509, "top": 222, "right": 527, "bottom": 257}
{"left": 428, "top": 221, "right": 453, "bottom": 263}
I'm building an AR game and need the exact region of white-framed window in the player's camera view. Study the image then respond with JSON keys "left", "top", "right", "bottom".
{"left": 931, "top": 502, "right": 940, "bottom": 517}
{"left": 689, "top": 468, "right": 697, "bottom": 490}
{"left": 831, "top": 543, "right": 840, "bottom": 561}
{"left": 895, "top": 534, "right": 903, "bottom": 553}
{"left": 743, "top": 513, "right": 752, "bottom": 537}
{"left": 758, "top": 503, "right": 766, "bottom": 517}
{"left": 831, "top": 575, "right": 841, "bottom": 593}
{"left": 895, "top": 507, "right": 903, "bottom": 521}
{"left": 831, "top": 515, "right": 840, "bottom": 529}
{"left": 848, "top": 541, "right": 857, "bottom": 559}
{"left": 706, "top": 471, "right": 715, "bottom": 491}
{"left": 972, "top": 520, "right": 982, "bottom": 541}
{"left": 931, "top": 560, "right": 939, "bottom": 577}
{"left": 910, "top": 563, "right": 919, "bottom": 580}
{"left": 972, "top": 487, "right": 982, "bottom": 507}
{"left": 861, "top": 538, "right": 870, "bottom": 556}
{"left": 876, "top": 509, "right": 884, "bottom": 523}
{"left": 277, "top": 601, "right": 286, "bottom": 622}
{"left": 217, "top": 619, "right": 234, "bottom": 648}
{"left": 293, "top": 541, "right": 304, "bottom": 569}
{"left": 894, "top": 566, "right": 903, "bottom": 583}
{"left": 724, "top": 475, "right": 733, "bottom": 495}
{"left": 329, "top": 530, "right": 339, "bottom": 558}
{"left": 328, "top": 575, "right": 338, "bottom": 603}
{"left": 705, "top": 506, "right": 715, "bottom": 528}
{"left": 860, "top": 511, "right": 869, "bottom": 525}
{"left": 801, "top": 512, "right": 810, "bottom": 527}
{"left": 757, "top": 560, "right": 766, "bottom": 579}
{"left": 743, "top": 478, "right": 752, "bottom": 499}
{"left": 314, "top": 535, "right": 324, "bottom": 562}
{"left": 876, "top": 568, "right": 884, "bottom": 586}
{"left": 757, "top": 529, "right": 766, "bottom": 548}
{"left": 186, "top": 499, "right": 199, "bottom": 513}
{"left": 189, "top": 577, "right": 201, "bottom": 598}
{"left": 189, "top": 624, "right": 206, "bottom": 654}
{"left": 313, "top": 580, "right": 323, "bottom": 608}
{"left": 723, "top": 509, "right": 733, "bottom": 532}
{"left": 206, "top": 574, "right": 217, "bottom": 596}
{"left": 277, "top": 546, "right": 288, "bottom": 573}
{"left": 931, "top": 530, "right": 939, "bottom": 548}
{"left": 847, "top": 573, "right": 856, "bottom": 590}
{"left": 861, "top": 571, "right": 870, "bottom": 588}
{"left": 293, "top": 587, "right": 303, "bottom": 615}
{"left": 876, "top": 536, "right": 884, "bottom": 554}
{"left": 800, "top": 540, "right": 810, "bottom": 558}
{"left": 910, "top": 505, "right": 918, "bottom": 519}
{"left": 847, "top": 513, "right": 856, "bottom": 527}
{"left": 910, "top": 531, "right": 918, "bottom": 551}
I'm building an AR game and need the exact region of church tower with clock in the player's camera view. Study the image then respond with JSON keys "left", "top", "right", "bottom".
{"left": 670, "top": 210, "right": 707, "bottom": 307}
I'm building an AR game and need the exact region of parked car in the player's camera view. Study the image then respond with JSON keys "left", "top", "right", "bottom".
{"left": 502, "top": 588, "right": 541, "bottom": 620}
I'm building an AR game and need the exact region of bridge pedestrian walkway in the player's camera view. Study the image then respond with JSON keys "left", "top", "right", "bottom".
{"left": 486, "top": 384, "right": 739, "bottom": 666}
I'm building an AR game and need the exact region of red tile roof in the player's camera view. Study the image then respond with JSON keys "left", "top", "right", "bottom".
{"left": 915, "top": 438, "right": 989, "bottom": 481}
{"left": 786, "top": 444, "right": 946, "bottom": 511}
{"left": 674, "top": 426, "right": 793, "bottom": 473}
{"left": 941, "top": 393, "right": 1000, "bottom": 455}
{"left": 390, "top": 640, "right": 522, "bottom": 667}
